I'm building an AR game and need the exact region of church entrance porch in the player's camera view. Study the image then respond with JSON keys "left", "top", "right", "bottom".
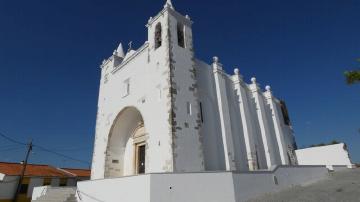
{"left": 104, "top": 107, "right": 147, "bottom": 178}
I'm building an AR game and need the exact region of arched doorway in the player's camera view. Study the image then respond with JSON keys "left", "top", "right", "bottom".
{"left": 104, "top": 107, "right": 147, "bottom": 178}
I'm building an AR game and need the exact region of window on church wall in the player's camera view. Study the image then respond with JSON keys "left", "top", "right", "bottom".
{"left": 187, "top": 102, "right": 192, "bottom": 115}
{"left": 156, "top": 85, "right": 162, "bottom": 101}
{"left": 123, "top": 79, "right": 130, "bottom": 97}
{"left": 177, "top": 22, "right": 185, "bottom": 48}
{"left": 199, "top": 102, "right": 204, "bottom": 123}
{"left": 155, "top": 23, "right": 162, "bottom": 49}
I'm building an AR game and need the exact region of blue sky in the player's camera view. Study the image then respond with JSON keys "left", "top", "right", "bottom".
{"left": 0, "top": 0, "right": 359, "bottom": 168}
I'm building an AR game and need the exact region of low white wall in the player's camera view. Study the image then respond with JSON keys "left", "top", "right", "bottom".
{"left": 296, "top": 143, "right": 353, "bottom": 168}
{"left": 233, "top": 166, "right": 328, "bottom": 201}
{"left": 150, "top": 172, "right": 235, "bottom": 202}
{"left": 77, "top": 175, "right": 151, "bottom": 202}
{"left": 32, "top": 186, "right": 49, "bottom": 200}
{"left": 77, "top": 166, "right": 328, "bottom": 202}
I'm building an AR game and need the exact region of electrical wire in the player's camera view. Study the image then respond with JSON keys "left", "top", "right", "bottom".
{"left": 0, "top": 131, "right": 90, "bottom": 166}
{"left": 0, "top": 132, "right": 27, "bottom": 146}
{"left": 32, "top": 145, "right": 90, "bottom": 166}
{"left": 0, "top": 146, "right": 24, "bottom": 152}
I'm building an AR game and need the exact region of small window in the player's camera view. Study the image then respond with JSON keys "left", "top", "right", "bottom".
{"left": 177, "top": 23, "right": 185, "bottom": 48}
{"left": 157, "top": 85, "right": 162, "bottom": 100}
{"left": 186, "top": 102, "right": 192, "bottom": 115}
{"left": 19, "top": 184, "right": 28, "bottom": 194}
{"left": 199, "top": 102, "right": 204, "bottom": 123}
{"left": 155, "top": 23, "right": 162, "bottom": 49}
{"left": 123, "top": 79, "right": 130, "bottom": 97}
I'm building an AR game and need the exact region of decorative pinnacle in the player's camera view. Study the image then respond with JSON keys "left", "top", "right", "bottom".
{"left": 265, "top": 85, "right": 271, "bottom": 92}
{"left": 251, "top": 77, "right": 257, "bottom": 84}
{"left": 164, "top": 0, "right": 174, "bottom": 9}
{"left": 234, "top": 68, "right": 239, "bottom": 75}
{"left": 213, "top": 56, "right": 219, "bottom": 64}
{"left": 116, "top": 43, "right": 125, "bottom": 58}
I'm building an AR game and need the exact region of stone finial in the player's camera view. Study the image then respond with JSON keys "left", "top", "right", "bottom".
{"left": 213, "top": 56, "right": 219, "bottom": 64}
{"left": 234, "top": 68, "right": 239, "bottom": 75}
{"left": 185, "top": 15, "right": 190, "bottom": 20}
{"left": 265, "top": 85, "right": 271, "bottom": 92}
{"left": 164, "top": 0, "right": 175, "bottom": 9}
{"left": 148, "top": 17, "right": 153, "bottom": 24}
{"left": 212, "top": 56, "right": 223, "bottom": 71}
{"left": 251, "top": 77, "right": 257, "bottom": 84}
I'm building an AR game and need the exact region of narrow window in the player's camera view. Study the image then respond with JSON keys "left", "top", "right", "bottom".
{"left": 157, "top": 86, "right": 162, "bottom": 100}
{"left": 199, "top": 102, "right": 204, "bottom": 123}
{"left": 177, "top": 22, "right": 185, "bottom": 48}
{"left": 155, "top": 23, "right": 162, "bottom": 49}
{"left": 187, "top": 102, "right": 192, "bottom": 115}
{"left": 123, "top": 79, "right": 130, "bottom": 97}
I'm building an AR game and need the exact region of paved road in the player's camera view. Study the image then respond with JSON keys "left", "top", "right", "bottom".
{"left": 247, "top": 168, "right": 360, "bottom": 202}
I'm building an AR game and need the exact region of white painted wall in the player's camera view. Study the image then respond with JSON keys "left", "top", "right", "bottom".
{"left": 233, "top": 166, "right": 328, "bottom": 201}
{"left": 77, "top": 175, "right": 150, "bottom": 202}
{"left": 0, "top": 175, "right": 18, "bottom": 199}
{"left": 296, "top": 143, "right": 354, "bottom": 168}
{"left": 32, "top": 186, "right": 49, "bottom": 200}
{"left": 150, "top": 172, "right": 235, "bottom": 202}
{"left": 27, "top": 177, "right": 44, "bottom": 197}
{"left": 78, "top": 166, "right": 328, "bottom": 202}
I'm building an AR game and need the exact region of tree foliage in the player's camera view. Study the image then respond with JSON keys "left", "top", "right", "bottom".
{"left": 345, "top": 59, "right": 360, "bottom": 85}
{"left": 344, "top": 70, "right": 360, "bottom": 85}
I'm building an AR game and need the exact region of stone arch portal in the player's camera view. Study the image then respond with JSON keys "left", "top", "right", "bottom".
{"left": 104, "top": 107, "right": 147, "bottom": 178}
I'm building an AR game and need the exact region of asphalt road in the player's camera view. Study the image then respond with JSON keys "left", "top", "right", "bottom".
{"left": 247, "top": 168, "right": 360, "bottom": 202}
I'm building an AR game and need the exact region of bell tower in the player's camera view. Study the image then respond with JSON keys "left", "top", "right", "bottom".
{"left": 146, "top": 0, "right": 204, "bottom": 172}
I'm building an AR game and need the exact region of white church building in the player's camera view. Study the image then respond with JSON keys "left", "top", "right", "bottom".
{"left": 63, "top": 1, "right": 332, "bottom": 201}
{"left": 91, "top": 0, "right": 297, "bottom": 180}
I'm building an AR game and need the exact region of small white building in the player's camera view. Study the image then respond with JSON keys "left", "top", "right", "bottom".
{"left": 91, "top": 0, "right": 298, "bottom": 180}
{"left": 0, "top": 162, "right": 90, "bottom": 202}
{"left": 296, "top": 143, "right": 355, "bottom": 170}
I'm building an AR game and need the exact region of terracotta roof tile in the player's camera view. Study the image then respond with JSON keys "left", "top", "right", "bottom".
{"left": 61, "top": 168, "right": 91, "bottom": 177}
{"left": 0, "top": 162, "right": 89, "bottom": 177}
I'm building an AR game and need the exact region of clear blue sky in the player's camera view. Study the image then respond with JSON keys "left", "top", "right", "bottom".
{"left": 0, "top": 0, "right": 359, "bottom": 168}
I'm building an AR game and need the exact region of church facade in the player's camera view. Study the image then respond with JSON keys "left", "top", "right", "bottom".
{"left": 91, "top": 0, "right": 297, "bottom": 180}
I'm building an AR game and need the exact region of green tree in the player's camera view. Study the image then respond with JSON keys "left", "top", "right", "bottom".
{"left": 345, "top": 59, "right": 360, "bottom": 85}
{"left": 344, "top": 70, "right": 360, "bottom": 84}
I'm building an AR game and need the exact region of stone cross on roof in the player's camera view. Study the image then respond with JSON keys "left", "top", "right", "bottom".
{"left": 128, "top": 41, "right": 133, "bottom": 52}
